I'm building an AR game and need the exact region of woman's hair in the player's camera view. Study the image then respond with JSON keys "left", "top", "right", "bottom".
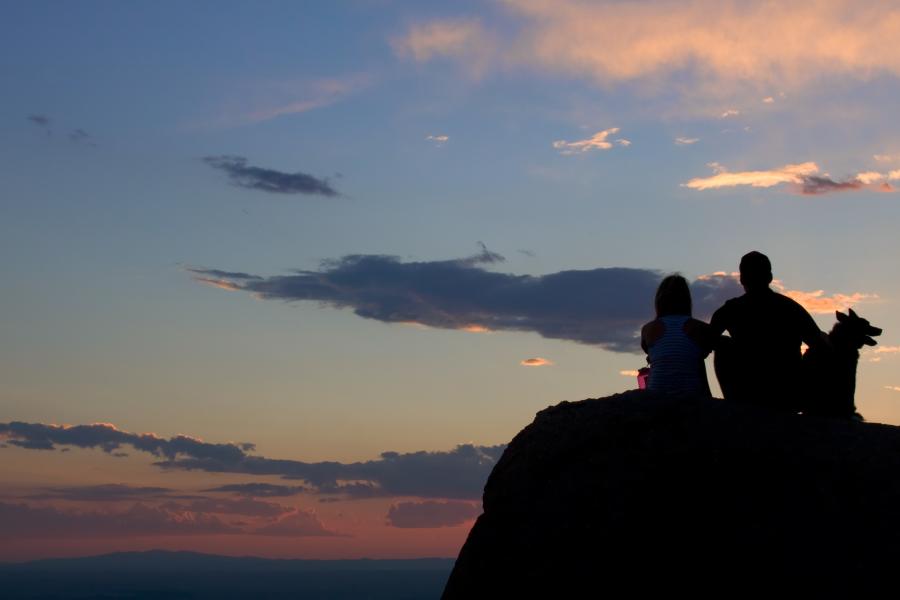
{"left": 655, "top": 274, "right": 692, "bottom": 317}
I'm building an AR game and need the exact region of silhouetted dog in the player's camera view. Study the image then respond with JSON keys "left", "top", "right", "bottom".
{"left": 802, "top": 309, "right": 882, "bottom": 419}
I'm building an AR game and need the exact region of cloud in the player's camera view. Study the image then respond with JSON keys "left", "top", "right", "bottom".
{"left": 26, "top": 484, "right": 173, "bottom": 502}
{"left": 0, "top": 501, "right": 239, "bottom": 539}
{"left": 762, "top": 96, "right": 775, "bottom": 104}
{"left": 391, "top": 18, "right": 494, "bottom": 76}
{"left": 68, "top": 129, "right": 93, "bottom": 144}
{"left": 394, "top": 2, "right": 900, "bottom": 100}
{"left": 620, "top": 370, "right": 640, "bottom": 377}
{"left": 426, "top": 134, "right": 449, "bottom": 145}
{"left": 695, "top": 271, "right": 876, "bottom": 316}
{"left": 720, "top": 109, "right": 740, "bottom": 118}
{"left": 187, "top": 249, "right": 874, "bottom": 353}
{"left": 874, "top": 346, "right": 900, "bottom": 354}
{"left": 675, "top": 137, "right": 699, "bottom": 145}
{"left": 28, "top": 114, "right": 50, "bottom": 127}
{"left": 386, "top": 500, "right": 481, "bottom": 529}
{"left": 204, "top": 483, "right": 307, "bottom": 498}
{"left": 873, "top": 154, "right": 900, "bottom": 163}
{"left": 202, "top": 156, "right": 339, "bottom": 196}
{"left": 552, "top": 128, "right": 629, "bottom": 154}
{"left": 520, "top": 357, "right": 553, "bottom": 367}
{"left": 251, "top": 509, "right": 343, "bottom": 537}
{"left": 1, "top": 421, "right": 505, "bottom": 500}
{"left": 685, "top": 162, "right": 897, "bottom": 195}
{"left": 885, "top": 386, "right": 900, "bottom": 392}
{"left": 158, "top": 497, "right": 292, "bottom": 518}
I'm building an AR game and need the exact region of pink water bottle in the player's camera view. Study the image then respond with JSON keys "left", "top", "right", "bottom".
{"left": 637, "top": 367, "right": 650, "bottom": 390}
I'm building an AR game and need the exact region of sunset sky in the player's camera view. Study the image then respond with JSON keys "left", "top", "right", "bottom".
{"left": 3, "top": 0, "right": 900, "bottom": 562}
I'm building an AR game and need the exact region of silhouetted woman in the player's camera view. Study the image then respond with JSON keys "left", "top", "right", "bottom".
{"left": 640, "top": 274, "right": 712, "bottom": 396}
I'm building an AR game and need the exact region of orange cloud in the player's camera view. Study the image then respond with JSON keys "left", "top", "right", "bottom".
{"left": 685, "top": 162, "right": 819, "bottom": 190}
{"left": 391, "top": 18, "right": 493, "bottom": 76}
{"left": 885, "top": 386, "right": 900, "bottom": 392}
{"left": 699, "top": 272, "right": 877, "bottom": 315}
{"left": 194, "top": 277, "right": 242, "bottom": 292}
{"left": 685, "top": 162, "right": 898, "bottom": 194}
{"left": 553, "top": 128, "right": 629, "bottom": 154}
{"left": 395, "top": 1, "right": 900, "bottom": 99}
{"left": 521, "top": 357, "right": 553, "bottom": 367}
{"left": 619, "top": 369, "right": 640, "bottom": 377}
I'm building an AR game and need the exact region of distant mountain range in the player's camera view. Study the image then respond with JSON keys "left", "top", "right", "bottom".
{"left": 0, "top": 550, "right": 455, "bottom": 599}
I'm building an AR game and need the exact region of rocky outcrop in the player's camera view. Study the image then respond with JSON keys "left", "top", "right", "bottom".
{"left": 443, "top": 391, "right": 900, "bottom": 598}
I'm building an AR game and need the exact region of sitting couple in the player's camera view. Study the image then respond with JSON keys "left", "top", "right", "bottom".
{"left": 641, "top": 251, "right": 826, "bottom": 409}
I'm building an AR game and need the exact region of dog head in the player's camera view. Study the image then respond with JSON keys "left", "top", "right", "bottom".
{"left": 834, "top": 308, "right": 882, "bottom": 349}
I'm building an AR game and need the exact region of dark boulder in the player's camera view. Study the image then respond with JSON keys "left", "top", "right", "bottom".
{"left": 443, "top": 390, "right": 900, "bottom": 598}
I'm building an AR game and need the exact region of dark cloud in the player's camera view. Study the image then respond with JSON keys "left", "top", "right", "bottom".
{"left": 27, "top": 484, "right": 172, "bottom": 502}
{"left": 250, "top": 510, "right": 343, "bottom": 537}
{"left": 1, "top": 421, "right": 505, "bottom": 500}
{"left": 0, "top": 421, "right": 254, "bottom": 462}
{"left": 68, "top": 129, "right": 95, "bottom": 145}
{"left": 0, "top": 501, "right": 239, "bottom": 539}
{"left": 799, "top": 175, "right": 865, "bottom": 195}
{"left": 204, "top": 482, "right": 307, "bottom": 497}
{"left": 386, "top": 500, "right": 481, "bottom": 529}
{"left": 203, "top": 155, "right": 339, "bottom": 196}
{"left": 189, "top": 250, "right": 744, "bottom": 353}
{"left": 27, "top": 114, "right": 50, "bottom": 127}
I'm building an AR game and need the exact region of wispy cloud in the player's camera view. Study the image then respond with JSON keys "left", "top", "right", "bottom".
{"left": 249, "top": 509, "right": 341, "bottom": 537}
{"left": 552, "top": 128, "right": 630, "bottom": 154}
{"left": 204, "top": 483, "right": 308, "bottom": 498}
{"left": 202, "top": 156, "right": 339, "bottom": 197}
{"left": 391, "top": 18, "right": 494, "bottom": 77}
{"left": 0, "top": 502, "right": 240, "bottom": 539}
{"left": 675, "top": 137, "right": 699, "bottom": 146}
{"left": 885, "top": 386, "right": 900, "bottom": 392}
{"left": 204, "top": 74, "right": 370, "bottom": 128}
{"left": 685, "top": 162, "right": 897, "bottom": 195}
{"left": 426, "top": 134, "right": 449, "bottom": 146}
{"left": 720, "top": 109, "right": 740, "bottom": 118}
{"left": 393, "top": 2, "right": 900, "bottom": 102}
{"left": 386, "top": 501, "right": 480, "bottom": 529}
{"left": 619, "top": 370, "right": 640, "bottom": 377}
{"left": 27, "top": 114, "right": 50, "bottom": 127}
{"left": 520, "top": 357, "right": 553, "bottom": 367}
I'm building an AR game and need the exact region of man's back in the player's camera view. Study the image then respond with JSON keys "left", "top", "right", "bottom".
{"left": 711, "top": 289, "right": 821, "bottom": 405}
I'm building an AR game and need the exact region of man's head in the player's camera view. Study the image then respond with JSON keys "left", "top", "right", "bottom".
{"left": 739, "top": 251, "right": 773, "bottom": 292}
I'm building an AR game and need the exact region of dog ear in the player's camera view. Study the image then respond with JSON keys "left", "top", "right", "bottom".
{"left": 836, "top": 311, "right": 849, "bottom": 323}
{"left": 849, "top": 308, "right": 859, "bottom": 319}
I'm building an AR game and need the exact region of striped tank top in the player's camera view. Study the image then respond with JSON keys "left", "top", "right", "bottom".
{"left": 646, "top": 315, "right": 706, "bottom": 395}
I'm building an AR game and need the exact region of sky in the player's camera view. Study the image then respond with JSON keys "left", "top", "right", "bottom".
{"left": 2, "top": 0, "right": 900, "bottom": 562}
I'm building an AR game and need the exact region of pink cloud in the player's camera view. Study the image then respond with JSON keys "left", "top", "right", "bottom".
{"left": 386, "top": 500, "right": 481, "bottom": 528}
{"left": 394, "top": 2, "right": 900, "bottom": 99}
{"left": 251, "top": 509, "right": 342, "bottom": 537}
{"left": 553, "top": 128, "right": 630, "bottom": 154}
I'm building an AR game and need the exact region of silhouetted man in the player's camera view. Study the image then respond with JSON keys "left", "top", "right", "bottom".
{"left": 710, "top": 251, "right": 825, "bottom": 410}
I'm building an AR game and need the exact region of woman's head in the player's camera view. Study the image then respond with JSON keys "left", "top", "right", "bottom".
{"left": 655, "top": 274, "right": 692, "bottom": 317}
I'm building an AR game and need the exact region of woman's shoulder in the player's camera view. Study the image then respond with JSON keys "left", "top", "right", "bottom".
{"left": 641, "top": 319, "right": 666, "bottom": 348}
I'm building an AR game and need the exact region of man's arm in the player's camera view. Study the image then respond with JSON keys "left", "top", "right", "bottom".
{"left": 708, "top": 302, "right": 729, "bottom": 338}
{"left": 796, "top": 303, "right": 828, "bottom": 350}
